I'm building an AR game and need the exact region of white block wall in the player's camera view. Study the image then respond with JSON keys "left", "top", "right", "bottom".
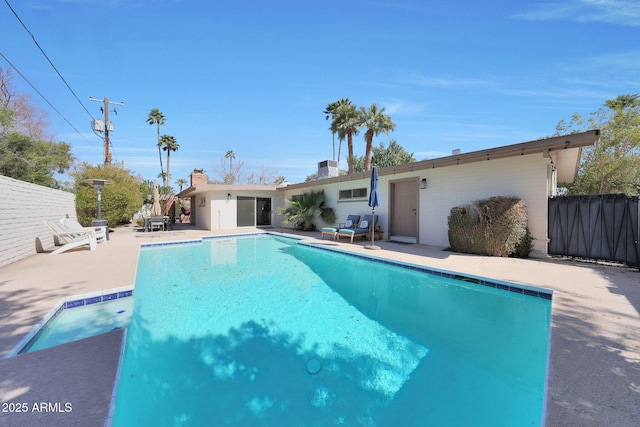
{"left": 0, "top": 175, "right": 77, "bottom": 268}
{"left": 283, "top": 152, "right": 553, "bottom": 256}
{"left": 417, "top": 155, "right": 550, "bottom": 255}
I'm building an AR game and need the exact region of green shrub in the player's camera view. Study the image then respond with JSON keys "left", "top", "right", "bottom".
{"left": 512, "top": 228, "right": 534, "bottom": 258}
{"left": 72, "top": 163, "right": 144, "bottom": 227}
{"left": 279, "top": 189, "right": 336, "bottom": 231}
{"left": 448, "top": 196, "right": 531, "bottom": 257}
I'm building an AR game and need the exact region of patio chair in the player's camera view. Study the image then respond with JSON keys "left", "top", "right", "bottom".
{"left": 336, "top": 215, "right": 379, "bottom": 244}
{"left": 321, "top": 215, "right": 360, "bottom": 240}
{"left": 44, "top": 220, "right": 97, "bottom": 255}
{"left": 149, "top": 216, "right": 166, "bottom": 231}
{"left": 63, "top": 218, "right": 107, "bottom": 243}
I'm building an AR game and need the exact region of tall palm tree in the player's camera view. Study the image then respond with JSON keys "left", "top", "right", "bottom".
{"left": 331, "top": 102, "right": 362, "bottom": 174}
{"left": 225, "top": 150, "right": 235, "bottom": 176}
{"left": 323, "top": 98, "right": 351, "bottom": 162}
{"left": 146, "top": 108, "right": 166, "bottom": 179}
{"left": 359, "top": 103, "right": 396, "bottom": 172}
{"left": 159, "top": 135, "right": 179, "bottom": 187}
{"left": 324, "top": 98, "right": 351, "bottom": 165}
{"left": 175, "top": 178, "right": 188, "bottom": 192}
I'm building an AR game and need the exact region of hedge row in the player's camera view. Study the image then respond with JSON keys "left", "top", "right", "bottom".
{"left": 447, "top": 196, "right": 533, "bottom": 257}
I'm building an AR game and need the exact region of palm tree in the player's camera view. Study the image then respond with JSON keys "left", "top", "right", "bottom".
{"left": 331, "top": 102, "right": 362, "bottom": 174}
{"left": 278, "top": 189, "right": 336, "bottom": 231}
{"left": 225, "top": 150, "right": 235, "bottom": 176}
{"left": 359, "top": 103, "right": 396, "bottom": 172}
{"left": 146, "top": 108, "right": 166, "bottom": 179}
{"left": 159, "top": 135, "right": 179, "bottom": 187}
{"left": 175, "top": 178, "right": 188, "bottom": 192}
{"left": 324, "top": 98, "right": 352, "bottom": 166}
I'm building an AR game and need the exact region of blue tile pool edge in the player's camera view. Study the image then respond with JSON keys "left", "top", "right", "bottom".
{"left": 138, "top": 231, "right": 299, "bottom": 249}
{"left": 2, "top": 286, "right": 135, "bottom": 358}
{"left": 297, "top": 240, "right": 554, "bottom": 300}
{"left": 140, "top": 231, "right": 552, "bottom": 299}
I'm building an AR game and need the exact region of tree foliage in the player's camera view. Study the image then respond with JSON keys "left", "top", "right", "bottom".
{"left": 0, "top": 68, "right": 73, "bottom": 188}
{"left": 555, "top": 94, "right": 640, "bottom": 195}
{"left": 159, "top": 134, "right": 179, "bottom": 187}
{"left": 359, "top": 103, "right": 396, "bottom": 172}
{"left": 330, "top": 101, "right": 361, "bottom": 174}
{"left": 147, "top": 108, "right": 166, "bottom": 181}
{"left": 352, "top": 140, "right": 415, "bottom": 173}
{"left": 212, "top": 151, "right": 283, "bottom": 185}
{"left": 324, "top": 98, "right": 351, "bottom": 164}
{"left": 0, "top": 131, "right": 74, "bottom": 188}
{"left": 327, "top": 99, "right": 397, "bottom": 174}
{"left": 279, "top": 189, "right": 336, "bottom": 231}
{"left": 72, "top": 164, "right": 143, "bottom": 227}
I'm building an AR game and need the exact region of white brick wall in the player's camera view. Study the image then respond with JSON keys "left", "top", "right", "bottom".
{"left": 0, "top": 175, "right": 77, "bottom": 268}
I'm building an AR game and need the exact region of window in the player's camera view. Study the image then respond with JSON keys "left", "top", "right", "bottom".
{"left": 339, "top": 188, "right": 367, "bottom": 200}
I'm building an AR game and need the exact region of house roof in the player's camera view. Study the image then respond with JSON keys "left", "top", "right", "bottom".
{"left": 282, "top": 129, "right": 600, "bottom": 190}
{"left": 177, "top": 184, "right": 278, "bottom": 198}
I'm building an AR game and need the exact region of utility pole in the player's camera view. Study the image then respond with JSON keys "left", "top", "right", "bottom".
{"left": 90, "top": 96, "right": 124, "bottom": 165}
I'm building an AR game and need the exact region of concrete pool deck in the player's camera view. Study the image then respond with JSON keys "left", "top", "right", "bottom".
{"left": 0, "top": 224, "right": 638, "bottom": 426}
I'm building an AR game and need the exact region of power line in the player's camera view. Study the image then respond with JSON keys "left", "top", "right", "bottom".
{"left": 0, "top": 51, "right": 85, "bottom": 137}
{"left": 4, "top": 0, "right": 94, "bottom": 120}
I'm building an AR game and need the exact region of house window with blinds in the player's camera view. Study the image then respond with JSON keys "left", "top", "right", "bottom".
{"left": 339, "top": 188, "right": 367, "bottom": 201}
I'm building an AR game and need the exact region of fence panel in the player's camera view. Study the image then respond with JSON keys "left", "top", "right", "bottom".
{"left": 548, "top": 195, "right": 639, "bottom": 267}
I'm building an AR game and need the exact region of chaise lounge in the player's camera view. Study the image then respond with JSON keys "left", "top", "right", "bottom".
{"left": 321, "top": 214, "right": 360, "bottom": 240}
{"left": 44, "top": 219, "right": 97, "bottom": 255}
{"left": 336, "top": 215, "right": 379, "bottom": 244}
{"left": 62, "top": 217, "right": 107, "bottom": 243}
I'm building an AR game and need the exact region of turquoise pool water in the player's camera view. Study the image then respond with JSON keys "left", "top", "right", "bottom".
{"left": 112, "top": 234, "right": 551, "bottom": 426}
{"left": 18, "top": 296, "right": 133, "bottom": 354}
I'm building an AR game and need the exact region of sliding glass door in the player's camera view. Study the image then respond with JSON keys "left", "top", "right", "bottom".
{"left": 237, "top": 196, "right": 272, "bottom": 227}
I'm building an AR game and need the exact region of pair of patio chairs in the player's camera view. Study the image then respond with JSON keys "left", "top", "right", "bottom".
{"left": 321, "top": 214, "right": 380, "bottom": 244}
{"left": 44, "top": 218, "right": 105, "bottom": 255}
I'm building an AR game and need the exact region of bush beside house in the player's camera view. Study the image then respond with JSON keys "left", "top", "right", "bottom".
{"left": 279, "top": 189, "right": 336, "bottom": 231}
{"left": 448, "top": 196, "right": 533, "bottom": 257}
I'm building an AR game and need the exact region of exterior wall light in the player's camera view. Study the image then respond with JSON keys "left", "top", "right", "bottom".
{"left": 420, "top": 178, "right": 427, "bottom": 189}
{"left": 227, "top": 193, "right": 231, "bottom": 201}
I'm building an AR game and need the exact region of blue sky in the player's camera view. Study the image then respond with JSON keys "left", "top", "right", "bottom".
{"left": 1, "top": 0, "right": 638, "bottom": 185}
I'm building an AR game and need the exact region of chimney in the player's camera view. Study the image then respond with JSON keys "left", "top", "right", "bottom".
{"left": 190, "top": 170, "right": 208, "bottom": 187}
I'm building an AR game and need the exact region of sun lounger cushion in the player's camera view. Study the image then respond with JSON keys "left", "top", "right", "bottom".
{"left": 321, "top": 227, "right": 338, "bottom": 240}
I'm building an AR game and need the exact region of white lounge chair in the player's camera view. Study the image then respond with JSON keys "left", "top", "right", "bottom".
{"left": 63, "top": 218, "right": 107, "bottom": 243}
{"left": 44, "top": 220, "right": 97, "bottom": 255}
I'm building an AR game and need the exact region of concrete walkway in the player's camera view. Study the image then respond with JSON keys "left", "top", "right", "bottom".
{"left": 0, "top": 224, "right": 638, "bottom": 426}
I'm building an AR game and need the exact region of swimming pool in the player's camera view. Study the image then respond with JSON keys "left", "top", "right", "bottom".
{"left": 111, "top": 234, "right": 552, "bottom": 426}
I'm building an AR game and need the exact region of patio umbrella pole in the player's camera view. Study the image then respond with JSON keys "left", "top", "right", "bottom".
{"left": 365, "top": 166, "right": 381, "bottom": 250}
{"left": 371, "top": 207, "right": 375, "bottom": 245}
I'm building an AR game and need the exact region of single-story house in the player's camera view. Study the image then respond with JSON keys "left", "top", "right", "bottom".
{"left": 178, "top": 130, "right": 600, "bottom": 257}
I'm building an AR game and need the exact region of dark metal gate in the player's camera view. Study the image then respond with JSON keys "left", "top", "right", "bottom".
{"left": 548, "top": 195, "right": 640, "bottom": 267}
